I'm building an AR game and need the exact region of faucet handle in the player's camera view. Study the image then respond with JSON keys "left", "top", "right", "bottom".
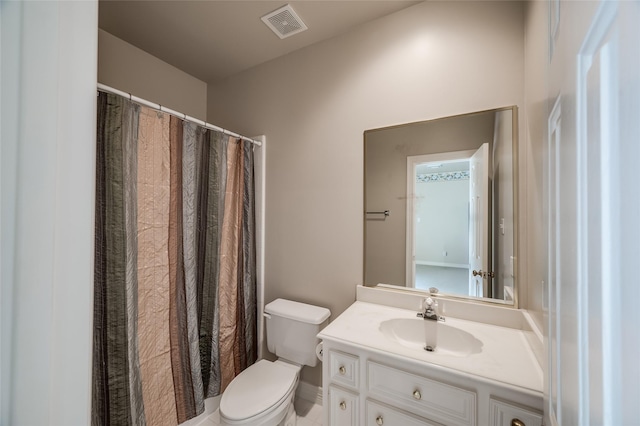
{"left": 424, "top": 297, "right": 437, "bottom": 312}
{"left": 418, "top": 297, "right": 433, "bottom": 313}
{"left": 416, "top": 297, "right": 445, "bottom": 322}
{"left": 417, "top": 297, "right": 438, "bottom": 321}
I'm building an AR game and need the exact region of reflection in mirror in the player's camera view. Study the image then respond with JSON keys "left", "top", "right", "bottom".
{"left": 364, "top": 107, "right": 517, "bottom": 305}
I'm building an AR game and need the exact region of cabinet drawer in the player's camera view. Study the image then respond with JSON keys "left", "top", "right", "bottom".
{"left": 367, "top": 361, "right": 476, "bottom": 426}
{"left": 489, "top": 398, "right": 543, "bottom": 426}
{"left": 328, "top": 385, "right": 359, "bottom": 426}
{"left": 329, "top": 350, "right": 360, "bottom": 389}
{"left": 366, "top": 399, "right": 443, "bottom": 426}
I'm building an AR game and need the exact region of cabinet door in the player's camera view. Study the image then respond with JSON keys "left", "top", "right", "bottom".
{"left": 489, "top": 399, "right": 543, "bottom": 426}
{"left": 328, "top": 385, "right": 359, "bottom": 426}
{"left": 366, "top": 399, "right": 443, "bottom": 426}
{"left": 328, "top": 350, "right": 360, "bottom": 390}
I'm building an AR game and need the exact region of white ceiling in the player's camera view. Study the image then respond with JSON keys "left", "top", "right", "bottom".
{"left": 99, "top": 1, "right": 421, "bottom": 84}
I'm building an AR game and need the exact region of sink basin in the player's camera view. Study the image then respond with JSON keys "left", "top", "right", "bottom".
{"left": 379, "top": 318, "right": 483, "bottom": 356}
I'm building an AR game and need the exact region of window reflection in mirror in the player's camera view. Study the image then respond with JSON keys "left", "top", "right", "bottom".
{"left": 364, "top": 107, "right": 517, "bottom": 305}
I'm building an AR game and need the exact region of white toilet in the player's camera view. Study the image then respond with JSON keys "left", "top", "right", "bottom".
{"left": 219, "top": 299, "right": 330, "bottom": 426}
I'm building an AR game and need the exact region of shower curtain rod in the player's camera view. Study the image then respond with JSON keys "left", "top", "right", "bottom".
{"left": 97, "top": 83, "right": 262, "bottom": 147}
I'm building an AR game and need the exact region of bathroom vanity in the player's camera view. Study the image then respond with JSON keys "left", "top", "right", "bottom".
{"left": 318, "top": 288, "right": 543, "bottom": 426}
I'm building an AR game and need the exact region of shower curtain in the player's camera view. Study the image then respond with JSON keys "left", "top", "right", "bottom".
{"left": 92, "top": 92, "right": 257, "bottom": 426}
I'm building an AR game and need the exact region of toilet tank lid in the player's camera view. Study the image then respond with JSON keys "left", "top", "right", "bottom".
{"left": 265, "top": 299, "right": 330, "bottom": 324}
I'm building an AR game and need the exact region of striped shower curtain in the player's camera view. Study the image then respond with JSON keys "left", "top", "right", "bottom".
{"left": 92, "top": 92, "right": 257, "bottom": 426}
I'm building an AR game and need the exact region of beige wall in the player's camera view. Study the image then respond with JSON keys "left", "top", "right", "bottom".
{"left": 523, "top": 0, "right": 548, "bottom": 331}
{"left": 207, "top": 1, "right": 525, "bottom": 385}
{"left": 98, "top": 29, "right": 207, "bottom": 120}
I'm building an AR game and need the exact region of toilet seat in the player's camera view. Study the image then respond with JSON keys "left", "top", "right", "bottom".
{"left": 220, "top": 360, "right": 298, "bottom": 424}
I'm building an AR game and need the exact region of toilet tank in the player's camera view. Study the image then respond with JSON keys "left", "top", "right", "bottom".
{"left": 264, "top": 299, "right": 330, "bottom": 367}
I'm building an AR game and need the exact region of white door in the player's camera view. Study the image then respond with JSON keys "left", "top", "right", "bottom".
{"left": 547, "top": 1, "right": 640, "bottom": 425}
{"left": 468, "top": 143, "right": 489, "bottom": 297}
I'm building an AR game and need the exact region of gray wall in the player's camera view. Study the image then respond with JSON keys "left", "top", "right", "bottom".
{"left": 207, "top": 1, "right": 525, "bottom": 385}
{"left": 98, "top": 29, "right": 208, "bottom": 120}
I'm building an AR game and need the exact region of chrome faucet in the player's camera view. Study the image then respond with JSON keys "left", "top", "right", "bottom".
{"left": 417, "top": 297, "right": 441, "bottom": 352}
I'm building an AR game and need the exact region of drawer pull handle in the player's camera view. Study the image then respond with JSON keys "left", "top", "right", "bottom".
{"left": 339, "top": 366, "right": 346, "bottom": 375}
{"left": 413, "top": 389, "right": 422, "bottom": 400}
{"left": 339, "top": 401, "right": 346, "bottom": 410}
{"left": 511, "top": 419, "right": 525, "bottom": 426}
{"left": 376, "top": 415, "right": 384, "bottom": 425}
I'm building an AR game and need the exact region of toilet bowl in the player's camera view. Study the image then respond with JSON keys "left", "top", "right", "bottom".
{"left": 219, "top": 299, "right": 330, "bottom": 426}
{"left": 220, "top": 360, "right": 300, "bottom": 426}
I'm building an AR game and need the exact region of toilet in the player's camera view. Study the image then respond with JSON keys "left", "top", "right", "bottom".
{"left": 219, "top": 298, "right": 330, "bottom": 426}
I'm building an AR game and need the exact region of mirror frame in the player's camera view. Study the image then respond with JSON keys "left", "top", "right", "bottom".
{"left": 363, "top": 106, "right": 520, "bottom": 307}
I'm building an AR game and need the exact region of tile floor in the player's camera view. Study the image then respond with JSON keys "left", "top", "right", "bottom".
{"left": 195, "top": 397, "right": 323, "bottom": 426}
{"left": 292, "top": 398, "right": 323, "bottom": 426}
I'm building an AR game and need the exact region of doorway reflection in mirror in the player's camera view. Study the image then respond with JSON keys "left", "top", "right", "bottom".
{"left": 413, "top": 160, "right": 471, "bottom": 294}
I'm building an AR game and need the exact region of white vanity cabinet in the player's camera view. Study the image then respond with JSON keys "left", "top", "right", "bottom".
{"left": 321, "top": 340, "right": 543, "bottom": 426}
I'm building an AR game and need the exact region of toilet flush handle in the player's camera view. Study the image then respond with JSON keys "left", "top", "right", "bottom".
{"left": 263, "top": 312, "right": 272, "bottom": 319}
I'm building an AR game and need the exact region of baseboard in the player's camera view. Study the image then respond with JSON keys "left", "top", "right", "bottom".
{"left": 296, "top": 380, "right": 323, "bottom": 406}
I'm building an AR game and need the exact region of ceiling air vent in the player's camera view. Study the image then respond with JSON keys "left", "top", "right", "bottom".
{"left": 261, "top": 4, "right": 308, "bottom": 39}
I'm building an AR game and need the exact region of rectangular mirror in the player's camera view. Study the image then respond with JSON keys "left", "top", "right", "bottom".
{"left": 364, "top": 107, "right": 518, "bottom": 305}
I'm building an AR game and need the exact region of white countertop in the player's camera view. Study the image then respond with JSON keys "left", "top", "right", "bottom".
{"left": 318, "top": 301, "right": 543, "bottom": 394}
